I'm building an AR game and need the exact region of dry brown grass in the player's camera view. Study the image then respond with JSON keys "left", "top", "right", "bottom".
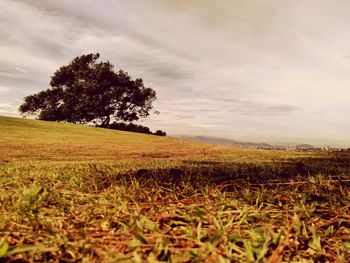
{"left": 1, "top": 116, "right": 349, "bottom": 262}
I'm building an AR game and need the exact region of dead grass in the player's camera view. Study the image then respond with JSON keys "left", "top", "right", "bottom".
{"left": 0, "top": 116, "right": 349, "bottom": 262}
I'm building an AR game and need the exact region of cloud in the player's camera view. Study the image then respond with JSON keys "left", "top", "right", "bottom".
{"left": 175, "top": 115, "right": 196, "bottom": 120}
{"left": 229, "top": 102, "right": 300, "bottom": 116}
{"left": 189, "top": 123, "right": 230, "bottom": 129}
{"left": 0, "top": 86, "right": 10, "bottom": 96}
{"left": 1, "top": 0, "right": 350, "bottom": 145}
{"left": 0, "top": 101, "right": 19, "bottom": 116}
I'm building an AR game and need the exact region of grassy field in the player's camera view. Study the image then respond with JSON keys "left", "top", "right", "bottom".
{"left": 0, "top": 115, "right": 349, "bottom": 262}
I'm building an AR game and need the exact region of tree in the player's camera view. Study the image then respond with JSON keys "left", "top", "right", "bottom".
{"left": 154, "top": 130, "right": 166, "bottom": 136}
{"left": 105, "top": 122, "right": 152, "bottom": 134}
{"left": 19, "top": 53, "right": 157, "bottom": 126}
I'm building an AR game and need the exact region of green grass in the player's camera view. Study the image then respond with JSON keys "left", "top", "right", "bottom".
{"left": 0, "top": 116, "right": 349, "bottom": 262}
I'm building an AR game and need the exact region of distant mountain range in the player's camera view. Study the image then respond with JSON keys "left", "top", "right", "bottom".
{"left": 176, "top": 135, "right": 317, "bottom": 150}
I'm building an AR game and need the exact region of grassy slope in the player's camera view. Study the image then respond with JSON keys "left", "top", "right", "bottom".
{"left": 0, "top": 115, "right": 309, "bottom": 174}
{"left": 0, "top": 116, "right": 350, "bottom": 262}
{"left": 0, "top": 115, "right": 215, "bottom": 162}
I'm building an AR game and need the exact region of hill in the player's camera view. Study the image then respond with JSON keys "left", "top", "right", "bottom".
{"left": 0, "top": 116, "right": 223, "bottom": 167}
{"left": 177, "top": 135, "right": 274, "bottom": 148}
{"left": 177, "top": 135, "right": 318, "bottom": 150}
{"left": 0, "top": 116, "right": 306, "bottom": 172}
{"left": 0, "top": 116, "right": 349, "bottom": 262}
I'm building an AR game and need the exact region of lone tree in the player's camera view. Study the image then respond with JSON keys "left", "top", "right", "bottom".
{"left": 19, "top": 53, "right": 157, "bottom": 127}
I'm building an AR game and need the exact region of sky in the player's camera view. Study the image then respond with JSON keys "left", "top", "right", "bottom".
{"left": 1, "top": 0, "right": 350, "bottom": 147}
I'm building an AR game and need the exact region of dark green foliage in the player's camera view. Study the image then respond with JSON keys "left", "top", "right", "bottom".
{"left": 154, "top": 130, "right": 166, "bottom": 136}
{"left": 103, "top": 122, "right": 167, "bottom": 136}
{"left": 104, "top": 122, "right": 152, "bottom": 134}
{"left": 19, "top": 53, "right": 157, "bottom": 126}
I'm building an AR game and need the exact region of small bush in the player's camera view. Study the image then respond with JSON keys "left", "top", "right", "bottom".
{"left": 101, "top": 122, "right": 166, "bottom": 136}
{"left": 154, "top": 130, "right": 166, "bottom": 136}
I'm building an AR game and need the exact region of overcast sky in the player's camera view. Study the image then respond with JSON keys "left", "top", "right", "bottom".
{"left": 1, "top": 0, "right": 350, "bottom": 146}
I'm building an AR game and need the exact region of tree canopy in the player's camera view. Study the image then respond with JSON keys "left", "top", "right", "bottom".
{"left": 19, "top": 53, "right": 157, "bottom": 127}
